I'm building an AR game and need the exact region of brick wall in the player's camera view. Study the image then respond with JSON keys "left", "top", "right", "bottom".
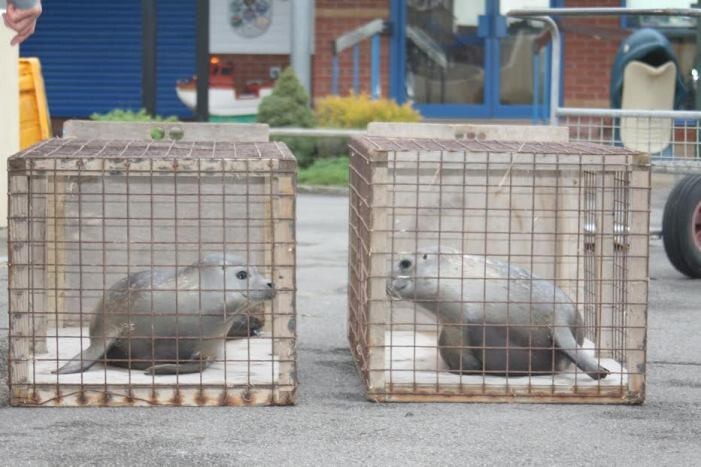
{"left": 562, "top": 0, "right": 627, "bottom": 108}
{"left": 216, "top": 1, "right": 638, "bottom": 110}
{"left": 312, "top": 0, "right": 391, "bottom": 101}
{"left": 209, "top": 1, "right": 391, "bottom": 103}
{"left": 214, "top": 54, "right": 289, "bottom": 95}
{"left": 311, "top": 0, "right": 630, "bottom": 108}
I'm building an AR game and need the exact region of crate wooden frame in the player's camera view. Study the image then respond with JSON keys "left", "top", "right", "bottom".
{"left": 8, "top": 128, "right": 297, "bottom": 407}
{"left": 348, "top": 135, "right": 650, "bottom": 404}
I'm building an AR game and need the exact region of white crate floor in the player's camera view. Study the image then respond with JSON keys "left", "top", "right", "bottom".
{"left": 385, "top": 330, "right": 628, "bottom": 388}
{"left": 30, "top": 327, "right": 279, "bottom": 386}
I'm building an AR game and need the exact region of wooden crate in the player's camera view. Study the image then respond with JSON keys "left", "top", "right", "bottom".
{"left": 348, "top": 133, "right": 650, "bottom": 404}
{"left": 8, "top": 124, "right": 296, "bottom": 406}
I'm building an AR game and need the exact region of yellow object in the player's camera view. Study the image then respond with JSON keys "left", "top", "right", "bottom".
{"left": 315, "top": 92, "right": 421, "bottom": 129}
{"left": 19, "top": 57, "right": 52, "bottom": 149}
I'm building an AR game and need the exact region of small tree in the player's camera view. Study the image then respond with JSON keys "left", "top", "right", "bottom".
{"left": 257, "top": 67, "right": 315, "bottom": 128}
{"left": 257, "top": 68, "right": 316, "bottom": 166}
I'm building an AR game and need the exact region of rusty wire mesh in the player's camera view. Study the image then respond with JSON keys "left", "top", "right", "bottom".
{"left": 8, "top": 138, "right": 297, "bottom": 406}
{"left": 348, "top": 136, "right": 649, "bottom": 403}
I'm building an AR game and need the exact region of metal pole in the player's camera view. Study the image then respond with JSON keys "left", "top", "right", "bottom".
{"left": 371, "top": 34, "right": 381, "bottom": 98}
{"left": 694, "top": 2, "right": 701, "bottom": 111}
{"left": 557, "top": 107, "right": 701, "bottom": 119}
{"left": 196, "top": 0, "right": 209, "bottom": 122}
{"left": 142, "top": 0, "right": 157, "bottom": 117}
{"left": 518, "top": 16, "right": 560, "bottom": 126}
{"left": 543, "top": 43, "right": 551, "bottom": 122}
{"left": 291, "top": 0, "right": 313, "bottom": 94}
{"left": 532, "top": 52, "right": 540, "bottom": 123}
{"left": 508, "top": 7, "right": 701, "bottom": 17}
{"left": 545, "top": 19, "right": 560, "bottom": 126}
{"left": 353, "top": 45, "right": 359, "bottom": 94}
{"left": 332, "top": 55, "right": 339, "bottom": 95}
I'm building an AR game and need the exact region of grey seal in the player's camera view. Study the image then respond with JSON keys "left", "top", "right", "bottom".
{"left": 54, "top": 253, "right": 275, "bottom": 375}
{"left": 387, "top": 247, "right": 609, "bottom": 380}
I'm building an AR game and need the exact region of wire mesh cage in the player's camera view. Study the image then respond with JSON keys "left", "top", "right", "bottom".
{"left": 348, "top": 134, "right": 650, "bottom": 403}
{"left": 8, "top": 127, "right": 296, "bottom": 406}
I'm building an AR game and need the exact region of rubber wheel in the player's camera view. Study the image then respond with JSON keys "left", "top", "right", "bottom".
{"left": 662, "top": 175, "right": 701, "bottom": 278}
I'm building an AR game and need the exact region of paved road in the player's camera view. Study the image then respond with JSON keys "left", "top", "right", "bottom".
{"left": 0, "top": 182, "right": 699, "bottom": 466}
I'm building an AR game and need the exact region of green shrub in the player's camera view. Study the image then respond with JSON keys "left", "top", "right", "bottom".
{"left": 315, "top": 93, "right": 421, "bottom": 128}
{"left": 271, "top": 135, "right": 318, "bottom": 168}
{"left": 257, "top": 67, "right": 315, "bottom": 128}
{"left": 298, "top": 156, "right": 349, "bottom": 186}
{"left": 315, "top": 136, "right": 348, "bottom": 160}
{"left": 90, "top": 108, "right": 178, "bottom": 122}
{"left": 258, "top": 67, "right": 317, "bottom": 166}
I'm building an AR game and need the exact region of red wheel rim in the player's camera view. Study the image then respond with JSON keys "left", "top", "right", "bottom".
{"left": 693, "top": 201, "right": 701, "bottom": 249}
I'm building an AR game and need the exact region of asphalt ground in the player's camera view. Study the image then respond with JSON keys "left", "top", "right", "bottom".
{"left": 0, "top": 176, "right": 699, "bottom": 466}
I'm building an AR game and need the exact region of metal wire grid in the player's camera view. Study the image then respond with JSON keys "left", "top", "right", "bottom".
{"left": 560, "top": 113, "right": 701, "bottom": 168}
{"left": 14, "top": 137, "right": 299, "bottom": 161}
{"left": 348, "top": 136, "right": 649, "bottom": 402}
{"left": 348, "top": 147, "right": 373, "bottom": 386}
{"left": 8, "top": 138, "right": 297, "bottom": 406}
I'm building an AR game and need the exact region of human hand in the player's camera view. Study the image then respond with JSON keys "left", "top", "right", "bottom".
{"left": 3, "top": 0, "right": 42, "bottom": 46}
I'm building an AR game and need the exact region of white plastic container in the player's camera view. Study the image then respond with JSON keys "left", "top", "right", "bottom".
{"left": 0, "top": 10, "right": 19, "bottom": 227}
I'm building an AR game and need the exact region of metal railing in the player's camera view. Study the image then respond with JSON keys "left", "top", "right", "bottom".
{"left": 331, "top": 19, "right": 386, "bottom": 98}
{"left": 508, "top": 7, "right": 701, "bottom": 173}
{"left": 507, "top": 7, "right": 701, "bottom": 126}
{"left": 558, "top": 108, "right": 701, "bottom": 174}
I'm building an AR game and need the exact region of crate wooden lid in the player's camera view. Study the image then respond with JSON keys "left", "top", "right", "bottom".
{"left": 8, "top": 138, "right": 297, "bottom": 173}
{"left": 350, "top": 135, "right": 649, "bottom": 166}
{"left": 352, "top": 135, "right": 641, "bottom": 155}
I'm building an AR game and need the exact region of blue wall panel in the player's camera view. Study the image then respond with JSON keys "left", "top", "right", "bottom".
{"left": 20, "top": 0, "right": 196, "bottom": 119}
{"left": 20, "top": 0, "right": 142, "bottom": 117}
{"left": 156, "top": 0, "right": 196, "bottom": 118}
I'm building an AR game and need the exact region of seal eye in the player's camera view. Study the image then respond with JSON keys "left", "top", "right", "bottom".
{"left": 399, "top": 259, "right": 412, "bottom": 270}
{"left": 236, "top": 270, "right": 248, "bottom": 280}
{"left": 422, "top": 254, "right": 428, "bottom": 260}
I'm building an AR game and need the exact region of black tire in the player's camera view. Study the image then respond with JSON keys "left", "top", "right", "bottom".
{"left": 662, "top": 175, "right": 701, "bottom": 278}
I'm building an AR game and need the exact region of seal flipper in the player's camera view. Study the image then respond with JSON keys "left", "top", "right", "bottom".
{"left": 552, "top": 326, "right": 609, "bottom": 380}
{"left": 144, "top": 352, "right": 215, "bottom": 375}
{"left": 439, "top": 326, "right": 483, "bottom": 375}
{"left": 227, "top": 313, "right": 263, "bottom": 339}
{"left": 52, "top": 336, "right": 118, "bottom": 374}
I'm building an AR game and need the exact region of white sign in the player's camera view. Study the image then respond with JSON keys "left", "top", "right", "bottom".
{"left": 210, "top": 0, "right": 293, "bottom": 54}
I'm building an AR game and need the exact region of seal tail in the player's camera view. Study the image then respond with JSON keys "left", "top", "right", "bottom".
{"left": 552, "top": 326, "right": 609, "bottom": 380}
{"left": 52, "top": 337, "right": 116, "bottom": 374}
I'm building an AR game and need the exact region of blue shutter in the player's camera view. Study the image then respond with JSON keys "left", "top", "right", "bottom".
{"left": 156, "top": 0, "right": 196, "bottom": 118}
{"left": 20, "top": 0, "right": 142, "bottom": 118}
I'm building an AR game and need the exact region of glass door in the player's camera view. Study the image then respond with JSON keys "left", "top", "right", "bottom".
{"left": 495, "top": 0, "right": 552, "bottom": 118}
{"left": 403, "top": 0, "right": 491, "bottom": 118}
{"left": 391, "top": 0, "right": 553, "bottom": 119}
